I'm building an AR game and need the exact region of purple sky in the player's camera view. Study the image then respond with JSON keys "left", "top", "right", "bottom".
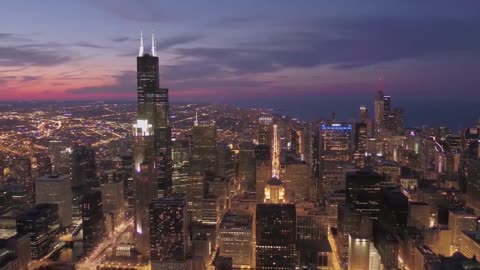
{"left": 1, "top": 0, "right": 480, "bottom": 126}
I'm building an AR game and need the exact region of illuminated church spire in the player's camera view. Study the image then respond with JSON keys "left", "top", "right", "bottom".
{"left": 139, "top": 30, "right": 144, "bottom": 56}
{"left": 151, "top": 32, "right": 156, "bottom": 56}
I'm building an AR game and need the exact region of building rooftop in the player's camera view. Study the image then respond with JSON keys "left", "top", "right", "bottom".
{"left": 37, "top": 174, "right": 70, "bottom": 182}
{"left": 462, "top": 231, "right": 480, "bottom": 245}
{"left": 220, "top": 213, "right": 252, "bottom": 230}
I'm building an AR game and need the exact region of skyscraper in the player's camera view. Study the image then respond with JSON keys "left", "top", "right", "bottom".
{"left": 256, "top": 203, "right": 296, "bottom": 270}
{"left": 81, "top": 190, "right": 105, "bottom": 255}
{"left": 133, "top": 31, "right": 172, "bottom": 257}
{"left": 149, "top": 197, "right": 188, "bottom": 270}
{"left": 35, "top": 174, "right": 72, "bottom": 227}
{"left": 319, "top": 123, "right": 352, "bottom": 196}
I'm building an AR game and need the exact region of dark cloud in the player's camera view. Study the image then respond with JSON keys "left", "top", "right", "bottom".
{"left": 172, "top": 16, "right": 480, "bottom": 75}
{"left": 156, "top": 35, "right": 202, "bottom": 50}
{"left": 21, "top": 75, "right": 43, "bottom": 82}
{"left": 73, "top": 41, "right": 110, "bottom": 49}
{"left": 0, "top": 46, "right": 72, "bottom": 67}
{"left": 111, "top": 36, "right": 132, "bottom": 42}
{"left": 65, "top": 71, "right": 135, "bottom": 94}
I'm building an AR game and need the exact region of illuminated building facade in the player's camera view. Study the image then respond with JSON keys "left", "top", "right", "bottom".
{"left": 218, "top": 213, "right": 253, "bottom": 268}
{"left": 448, "top": 210, "right": 477, "bottom": 252}
{"left": 319, "top": 123, "right": 352, "bottom": 196}
{"left": 16, "top": 204, "right": 59, "bottom": 259}
{"left": 81, "top": 190, "right": 105, "bottom": 255}
{"left": 264, "top": 177, "right": 285, "bottom": 204}
{"left": 256, "top": 203, "right": 296, "bottom": 270}
{"left": 149, "top": 197, "right": 188, "bottom": 270}
{"left": 238, "top": 142, "right": 256, "bottom": 192}
{"left": 133, "top": 31, "right": 173, "bottom": 257}
{"left": 255, "top": 145, "right": 272, "bottom": 202}
{"left": 35, "top": 174, "right": 72, "bottom": 227}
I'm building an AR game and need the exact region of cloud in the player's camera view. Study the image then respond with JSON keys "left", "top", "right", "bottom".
{"left": 111, "top": 36, "right": 132, "bottom": 42}
{"left": 73, "top": 41, "right": 110, "bottom": 49}
{"left": 171, "top": 16, "right": 480, "bottom": 76}
{"left": 64, "top": 71, "right": 135, "bottom": 94}
{"left": 156, "top": 35, "right": 202, "bottom": 50}
{"left": 0, "top": 46, "right": 72, "bottom": 67}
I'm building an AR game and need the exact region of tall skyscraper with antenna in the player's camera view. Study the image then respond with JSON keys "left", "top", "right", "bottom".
{"left": 133, "top": 31, "right": 172, "bottom": 257}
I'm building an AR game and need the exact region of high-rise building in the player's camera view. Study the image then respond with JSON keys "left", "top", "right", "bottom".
{"left": 16, "top": 204, "right": 59, "bottom": 259}
{"left": 190, "top": 119, "right": 217, "bottom": 222}
{"left": 256, "top": 203, "right": 296, "bottom": 270}
{"left": 353, "top": 123, "right": 368, "bottom": 166}
{"left": 149, "top": 197, "right": 188, "bottom": 270}
{"left": 238, "top": 142, "right": 256, "bottom": 193}
{"left": 459, "top": 231, "right": 480, "bottom": 259}
{"left": 319, "top": 123, "right": 352, "bottom": 196}
{"left": 81, "top": 190, "right": 105, "bottom": 255}
{"left": 35, "top": 174, "right": 72, "bottom": 227}
{"left": 279, "top": 160, "right": 311, "bottom": 202}
{"left": 255, "top": 145, "right": 272, "bottom": 202}
{"left": 0, "top": 234, "right": 30, "bottom": 270}
{"left": 345, "top": 169, "right": 383, "bottom": 218}
{"left": 100, "top": 170, "right": 125, "bottom": 229}
{"left": 257, "top": 115, "right": 273, "bottom": 146}
{"left": 448, "top": 210, "right": 477, "bottom": 252}
{"left": 133, "top": 32, "right": 173, "bottom": 256}
{"left": 218, "top": 213, "right": 253, "bottom": 268}
{"left": 71, "top": 144, "right": 96, "bottom": 187}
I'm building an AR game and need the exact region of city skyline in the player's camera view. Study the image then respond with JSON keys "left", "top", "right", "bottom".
{"left": 1, "top": 1, "right": 480, "bottom": 127}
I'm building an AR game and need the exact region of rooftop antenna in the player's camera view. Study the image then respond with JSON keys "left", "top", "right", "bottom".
{"left": 151, "top": 32, "right": 156, "bottom": 56}
{"left": 138, "top": 30, "right": 144, "bottom": 56}
{"left": 194, "top": 109, "right": 198, "bottom": 126}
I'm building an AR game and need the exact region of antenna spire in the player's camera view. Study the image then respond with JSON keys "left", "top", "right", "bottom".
{"left": 194, "top": 110, "right": 198, "bottom": 126}
{"left": 138, "top": 30, "right": 144, "bottom": 56}
{"left": 151, "top": 32, "right": 156, "bottom": 56}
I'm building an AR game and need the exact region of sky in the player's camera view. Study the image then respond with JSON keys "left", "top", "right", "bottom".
{"left": 1, "top": 0, "right": 480, "bottom": 127}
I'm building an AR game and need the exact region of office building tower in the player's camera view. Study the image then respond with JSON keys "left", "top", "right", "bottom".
{"left": 256, "top": 204, "right": 296, "bottom": 270}
{"left": 257, "top": 115, "right": 273, "bottom": 146}
{"left": 172, "top": 139, "right": 191, "bottom": 194}
{"left": 414, "top": 245, "right": 439, "bottom": 270}
{"left": 47, "top": 139, "right": 70, "bottom": 175}
{"left": 71, "top": 144, "right": 96, "bottom": 187}
{"left": 35, "top": 174, "right": 72, "bottom": 227}
{"left": 238, "top": 142, "right": 256, "bottom": 192}
{"left": 448, "top": 210, "right": 477, "bottom": 252}
{"left": 149, "top": 197, "right": 188, "bottom": 270}
{"left": 218, "top": 213, "right": 253, "bottom": 268}
{"left": 0, "top": 234, "right": 30, "bottom": 270}
{"left": 190, "top": 119, "right": 217, "bottom": 222}
{"left": 353, "top": 123, "right": 368, "bottom": 166}
{"left": 359, "top": 105, "right": 368, "bottom": 124}
{"left": 296, "top": 202, "right": 328, "bottom": 240}
{"left": 216, "top": 143, "right": 234, "bottom": 179}
{"left": 100, "top": 170, "right": 125, "bottom": 229}
{"left": 82, "top": 190, "right": 105, "bottom": 255}
{"left": 297, "top": 239, "right": 333, "bottom": 269}
{"left": 133, "top": 31, "right": 173, "bottom": 256}
{"left": 459, "top": 231, "right": 480, "bottom": 259}
{"left": 120, "top": 155, "right": 134, "bottom": 217}
{"left": 279, "top": 159, "right": 311, "bottom": 202}
{"left": 255, "top": 145, "right": 272, "bottom": 202}
{"left": 319, "top": 123, "right": 352, "bottom": 196}
{"left": 345, "top": 169, "right": 383, "bottom": 218}
{"left": 466, "top": 159, "right": 480, "bottom": 212}
{"left": 136, "top": 30, "right": 172, "bottom": 197}
{"left": 16, "top": 204, "right": 59, "bottom": 259}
